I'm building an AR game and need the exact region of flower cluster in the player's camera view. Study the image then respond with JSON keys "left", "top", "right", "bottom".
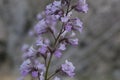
{"left": 19, "top": 0, "right": 88, "bottom": 80}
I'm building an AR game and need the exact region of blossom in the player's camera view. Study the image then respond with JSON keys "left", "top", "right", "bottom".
{"left": 53, "top": 1, "right": 61, "bottom": 7}
{"left": 61, "top": 16, "right": 69, "bottom": 23}
{"left": 38, "top": 46, "right": 48, "bottom": 54}
{"left": 40, "top": 72, "right": 44, "bottom": 80}
{"left": 65, "top": 23, "right": 72, "bottom": 32}
{"left": 20, "top": 70, "right": 30, "bottom": 77}
{"left": 34, "top": 59, "right": 46, "bottom": 72}
{"left": 74, "top": 0, "right": 88, "bottom": 13}
{"left": 45, "top": 1, "right": 62, "bottom": 15}
{"left": 36, "top": 37, "right": 44, "bottom": 46}
{"left": 59, "top": 43, "right": 66, "bottom": 51}
{"left": 64, "top": 18, "right": 83, "bottom": 33}
{"left": 45, "top": 15, "right": 57, "bottom": 34}
{"left": 19, "top": 0, "right": 88, "bottom": 79}
{"left": 74, "top": 18, "right": 83, "bottom": 33}
{"left": 34, "top": 19, "right": 47, "bottom": 35}
{"left": 54, "top": 50, "right": 62, "bottom": 58}
{"left": 20, "top": 59, "right": 32, "bottom": 76}
{"left": 54, "top": 77, "right": 61, "bottom": 80}
{"left": 32, "top": 71, "right": 38, "bottom": 78}
{"left": 37, "top": 63, "right": 46, "bottom": 72}
{"left": 61, "top": 60, "right": 75, "bottom": 77}
{"left": 22, "top": 46, "right": 36, "bottom": 59}
{"left": 46, "top": 14, "right": 57, "bottom": 24}
{"left": 36, "top": 37, "right": 50, "bottom": 47}
{"left": 68, "top": 38, "right": 79, "bottom": 46}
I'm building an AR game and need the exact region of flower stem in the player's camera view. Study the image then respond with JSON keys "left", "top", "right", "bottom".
{"left": 47, "top": 69, "right": 60, "bottom": 80}
{"left": 45, "top": 54, "right": 53, "bottom": 80}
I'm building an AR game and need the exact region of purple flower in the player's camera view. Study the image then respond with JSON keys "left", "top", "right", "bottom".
{"left": 37, "top": 63, "right": 46, "bottom": 72}
{"left": 54, "top": 77, "right": 61, "bottom": 80}
{"left": 22, "top": 46, "right": 36, "bottom": 59}
{"left": 53, "top": 1, "right": 61, "bottom": 7}
{"left": 34, "top": 59, "right": 46, "bottom": 72}
{"left": 45, "top": 1, "right": 62, "bottom": 15}
{"left": 45, "top": 15, "right": 57, "bottom": 34}
{"left": 74, "top": 18, "right": 83, "bottom": 33}
{"left": 34, "top": 19, "right": 47, "bottom": 35}
{"left": 68, "top": 38, "right": 79, "bottom": 46}
{"left": 20, "top": 70, "right": 30, "bottom": 77}
{"left": 59, "top": 43, "right": 66, "bottom": 51}
{"left": 54, "top": 50, "right": 62, "bottom": 58}
{"left": 61, "top": 16, "right": 69, "bottom": 23}
{"left": 20, "top": 59, "right": 32, "bottom": 76}
{"left": 61, "top": 60, "right": 75, "bottom": 77}
{"left": 64, "top": 18, "right": 83, "bottom": 33}
{"left": 38, "top": 46, "right": 48, "bottom": 54}
{"left": 36, "top": 37, "right": 50, "bottom": 47}
{"left": 46, "top": 15, "right": 57, "bottom": 24}
{"left": 65, "top": 23, "right": 72, "bottom": 32}
{"left": 19, "top": 0, "right": 88, "bottom": 79}
{"left": 40, "top": 72, "right": 44, "bottom": 80}
{"left": 36, "top": 37, "right": 44, "bottom": 46}
{"left": 32, "top": 71, "right": 38, "bottom": 78}
{"left": 74, "top": 0, "right": 88, "bottom": 13}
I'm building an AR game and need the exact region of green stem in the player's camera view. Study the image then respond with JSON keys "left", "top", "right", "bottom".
{"left": 45, "top": 54, "right": 53, "bottom": 80}
{"left": 47, "top": 70, "right": 60, "bottom": 80}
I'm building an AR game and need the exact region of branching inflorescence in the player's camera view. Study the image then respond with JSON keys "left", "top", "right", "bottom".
{"left": 19, "top": 0, "right": 88, "bottom": 80}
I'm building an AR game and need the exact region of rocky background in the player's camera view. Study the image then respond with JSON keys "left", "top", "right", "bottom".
{"left": 0, "top": 0, "right": 120, "bottom": 80}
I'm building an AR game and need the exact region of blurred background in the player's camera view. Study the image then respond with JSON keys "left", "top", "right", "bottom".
{"left": 0, "top": 0, "right": 120, "bottom": 80}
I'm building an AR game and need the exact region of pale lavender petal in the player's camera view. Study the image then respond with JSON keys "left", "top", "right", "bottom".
{"left": 61, "top": 60, "right": 75, "bottom": 77}
{"left": 37, "top": 63, "right": 46, "bottom": 72}
{"left": 32, "top": 71, "right": 38, "bottom": 78}
{"left": 61, "top": 16, "right": 69, "bottom": 23}
{"left": 40, "top": 72, "right": 44, "bottom": 80}
{"left": 54, "top": 50, "right": 62, "bottom": 58}
{"left": 38, "top": 46, "right": 47, "bottom": 54}
{"left": 68, "top": 38, "right": 79, "bottom": 46}
{"left": 65, "top": 24, "right": 72, "bottom": 32}
{"left": 20, "top": 70, "right": 30, "bottom": 77}
{"left": 75, "top": 0, "right": 88, "bottom": 13}
{"left": 53, "top": 1, "right": 61, "bottom": 7}
{"left": 59, "top": 43, "right": 66, "bottom": 51}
